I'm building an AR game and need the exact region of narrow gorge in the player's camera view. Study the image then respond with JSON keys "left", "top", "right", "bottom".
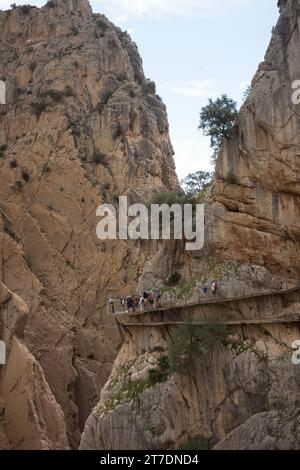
{"left": 0, "top": 0, "right": 300, "bottom": 451}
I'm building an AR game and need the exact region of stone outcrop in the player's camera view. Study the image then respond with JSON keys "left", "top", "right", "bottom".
{"left": 0, "top": 337, "right": 69, "bottom": 450}
{"left": 81, "top": 321, "right": 300, "bottom": 450}
{"left": 81, "top": 0, "right": 300, "bottom": 450}
{"left": 0, "top": 0, "right": 178, "bottom": 448}
{"left": 0, "top": 281, "right": 68, "bottom": 449}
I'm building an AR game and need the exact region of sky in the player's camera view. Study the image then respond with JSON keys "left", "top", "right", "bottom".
{"left": 0, "top": 0, "right": 280, "bottom": 179}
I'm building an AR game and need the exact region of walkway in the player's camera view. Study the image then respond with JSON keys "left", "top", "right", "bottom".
{"left": 118, "top": 285, "right": 300, "bottom": 329}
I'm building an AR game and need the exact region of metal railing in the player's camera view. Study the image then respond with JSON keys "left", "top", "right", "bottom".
{"left": 107, "top": 283, "right": 300, "bottom": 317}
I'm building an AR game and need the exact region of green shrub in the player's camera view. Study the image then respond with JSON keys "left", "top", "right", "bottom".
{"left": 20, "top": 5, "right": 33, "bottom": 15}
{"left": 71, "top": 25, "right": 79, "bottom": 36}
{"left": 112, "top": 123, "right": 123, "bottom": 139}
{"left": 21, "top": 170, "right": 30, "bottom": 182}
{"left": 167, "top": 320, "right": 228, "bottom": 373}
{"left": 39, "top": 89, "right": 64, "bottom": 102}
{"left": 93, "top": 151, "right": 107, "bottom": 166}
{"left": 101, "top": 90, "right": 113, "bottom": 105}
{"left": 224, "top": 172, "right": 238, "bottom": 185}
{"left": 178, "top": 437, "right": 212, "bottom": 451}
{"left": 104, "top": 379, "right": 151, "bottom": 411}
{"left": 69, "top": 122, "right": 81, "bottom": 137}
{"left": 166, "top": 272, "right": 181, "bottom": 287}
{"left": 150, "top": 191, "right": 196, "bottom": 207}
{"left": 42, "top": 162, "right": 51, "bottom": 173}
{"left": 3, "top": 217, "right": 17, "bottom": 240}
{"left": 0, "top": 145, "right": 7, "bottom": 159}
{"left": 13, "top": 180, "right": 23, "bottom": 191}
{"left": 31, "top": 101, "right": 47, "bottom": 118}
{"left": 95, "top": 18, "right": 108, "bottom": 31}
{"left": 29, "top": 61, "right": 36, "bottom": 72}
{"left": 148, "top": 355, "right": 171, "bottom": 385}
{"left": 64, "top": 86, "right": 74, "bottom": 97}
{"left": 9, "top": 159, "right": 18, "bottom": 168}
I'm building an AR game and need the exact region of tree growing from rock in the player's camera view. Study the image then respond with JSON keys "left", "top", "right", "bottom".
{"left": 199, "top": 94, "right": 238, "bottom": 165}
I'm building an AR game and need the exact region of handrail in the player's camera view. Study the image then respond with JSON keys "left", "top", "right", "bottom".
{"left": 120, "top": 316, "right": 300, "bottom": 328}
{"left": 108, "top": 284, "right": 300, "bottom": 317}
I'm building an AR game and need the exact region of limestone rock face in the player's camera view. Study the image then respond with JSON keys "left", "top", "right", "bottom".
{"left": 81, "top": 0, "right": 300, "bottom": 450}
{"left": 0, "top": 337, "right": 69, "bottom": 450}
{"left": 207, "top": 0, "right": 300, "bottom": 280}
{"left": 214, "top": 408, "right": 300, "bottom": 450}
{"left": 81, "top": 322, "right": 300, "bottom": 450}
{"left": 0, "top": 0, "right": 178, "bottom": 448}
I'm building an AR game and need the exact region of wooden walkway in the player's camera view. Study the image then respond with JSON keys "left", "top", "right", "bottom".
{"left": 118, "top": 285, "right": 300, "bottom": 329}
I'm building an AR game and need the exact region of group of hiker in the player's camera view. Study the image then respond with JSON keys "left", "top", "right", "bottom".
{"left": 108, "top": 290, "right": 162, "bottom": 315}
{"left": 107, "top": 280, "right": 219, "bottom": 315}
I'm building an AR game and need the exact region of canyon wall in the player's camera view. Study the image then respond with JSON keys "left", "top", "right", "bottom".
{"left": 0, "top": 0, "right": 178, "bottom": 448}
{"left": 81, "top": 0, "right": 300, "bottom": 450}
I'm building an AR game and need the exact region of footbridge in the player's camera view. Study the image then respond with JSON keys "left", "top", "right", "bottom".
{"left": 117, "top": 285, "right": 300, "bottom": 332}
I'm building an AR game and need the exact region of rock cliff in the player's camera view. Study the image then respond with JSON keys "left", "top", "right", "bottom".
{"left": 81, "top": 0, "right": 300, "bottom": 450}
{"left": 0, "top": 0, "right": 178, "bottom": 448}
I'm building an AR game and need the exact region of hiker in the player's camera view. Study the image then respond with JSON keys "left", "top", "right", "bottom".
{"left": 126, "top": 295, "right": 134, "bottom": 314}
{"left": 203, "top": 284, "right": 208, "bottom": 295}
{"left": 120, "top": 296, "right": 126, "bottom": 312}
{"left": 156, "top": 289, "right": 162, "bottom": 307}
{"left": 143, "top": 291, "right": 149, "bottom": 310}
{"left": 149, "top": 292, "right": 155, "bottom": 308}
{"left": 108, "top": 297, "right": 115, "bottom": 314}
{"left": 212, "top": 281, "right": 218, "bottom": 296}
{"left": 139, "top": 295, "right": 145, "bottom": 313}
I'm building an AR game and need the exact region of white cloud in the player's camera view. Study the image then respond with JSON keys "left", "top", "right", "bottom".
{"left": 0, "top": 0, "right": 250, "bottom": 18}
{"left": 92, "top": 0, "right": 250, "bottom": 20}
{"left": 171, "top": 79, "right": 217, "bottom": 98}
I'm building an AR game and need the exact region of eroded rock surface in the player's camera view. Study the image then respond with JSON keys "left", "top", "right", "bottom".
{"left": 81, "top": 0, "right": 300, "bottom": 450}
{"left": 0, "top": 0, "right": 178, "bottom": 448}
